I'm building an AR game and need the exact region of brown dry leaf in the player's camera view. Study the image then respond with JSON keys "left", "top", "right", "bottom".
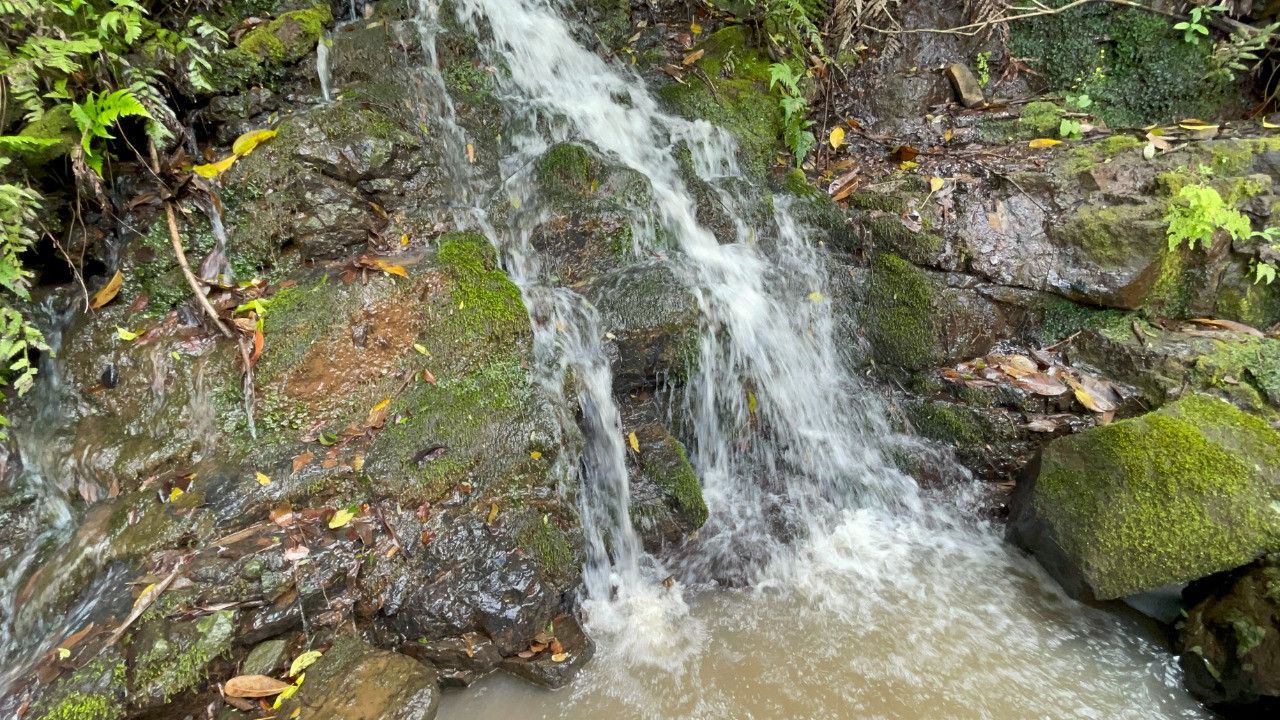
{"left": 422, "top": 368, "right": 437, "bottom": 386}
{"left": 366, "top": 398, "right": 391, "bottom": 429}
{"left": 1014, "top": 372, "right": 1070, "bottom": 397}
{"left": 225, "top": 675, "right": 292, "bottom": 698}
{"left": 270, "top": 502, "right": 296, "bottom": 527}
{"left": 250, "top": 326, "right": 264, "bottom": 364}
{"left": 681, "top": 49, "right": 705, "bottom": 66}
{"left": 890, "top": 145, "right": 919, "bottom": 163}
{"left": 232, "top": 317, "right": 257, "bottom": 334}
{"left": 1024, "top": 418, "right": 1062, "bottom": 433}
{"left": 282, "top": 543, "right": 310, "bottom": 562}
{"left": 992, "top": 354, "right": 1038, "bottom": 378}
{"left": 90, "top": 271, "right": 124, "bottom": 310}
{"left": 1188, "top": 317, "right": 1264, "bottom": 337}
{"left": 517, "top": 650, "right": 535, "bottom": 659}
{"left": 486, "top": 502, "right": 499, "bottom": 525}
{"left": 529, "top": 642, "right": 547, "bottom": 653}
{"left": 549, "top": 638, "right": 564, "bottom": 655}
{"left": 291, "top": 451, "right": 315, "bottom": 473}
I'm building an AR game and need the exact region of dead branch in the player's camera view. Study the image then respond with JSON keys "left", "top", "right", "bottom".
{"left": 870, "top": 0, "right": 1253, "bottom": 39}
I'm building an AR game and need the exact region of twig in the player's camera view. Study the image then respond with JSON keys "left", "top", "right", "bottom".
{"left": 164, "top": 204, "right": 234, "bottom": 339}
{"left": 236, "top": 336, "right": 257, "bottom": 440}
{"left": 105, "top": 560, "right": 185, "bottom": 647}
{"left": 870, "top": 0, "right": 1248, "bottom": 39}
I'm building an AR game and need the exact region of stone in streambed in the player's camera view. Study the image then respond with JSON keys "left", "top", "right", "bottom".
{"left": 946, "top": 63, "right": 986, "bottom": 108}
{"left": 279, "top": 636, "right": 440, "bottom": 720}
{"left": 1010, "top": 394, "right": 1280, "bottom": 601}
{"left": 1177, "top": 555, "right": 1280, "bottom": 714}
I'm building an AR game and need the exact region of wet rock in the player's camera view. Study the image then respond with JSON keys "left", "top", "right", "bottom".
{"left": 499, "top": 614, "right": 594, "bottom": 689}
{"left": 127, "top": 610, "right": 238, "bottom": 709}
{"left": 241, "top": 638, "right": 290, "bottom": 677}
{"left": 620, "top": 396, "right": 708, "bottom": 551}
{"left": 281, "top": 636, "right": 439, "bottom": 720}
{"left": 29, "top": 651, "right": 126, "bottom": 720}
{"left": 402, "top": 632, "right": 502, "bottom": 688}
{"left": 588, "top": 261, "right": 700, "bottom": 391}
{"left": 381, "top": 517, "right": 561, "bottom": 657}
{"left": 1177, "top": 555, "right": 1280, "bottom": 715}
{"left": 1009, "top": 394, "right": 1280, "bottom": 601}
{"left": 945, "top": 63, "right": 985, "bottom": 108}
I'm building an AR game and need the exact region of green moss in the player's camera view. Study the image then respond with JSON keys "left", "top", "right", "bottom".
{"left": 1226, "top": 609, "right": 1268, "bottom": 656}
{"left": 1035, "top": 394, "right": 1280, "bottom": 599}
{"left": 847, "top": 190, "right": 908, "bottom": 214}
{"left": 868, "top": 215, "right": 942, "bottom": 266}
{"left": 131, "top": 611, "right": 237, "bottom": 702}
{"left": 37, "top": 693, "right": 123, "bottom": 720}
{"left": 517, "top": 517, "right": 577, "bottom": 586}
{"left": 654, "top": 441, "right": 708, "bottom": 529}
{"left": 655, "top": 26, "right": 785, "bottom": 178}
{"left": 1010, "top": 3, "right": 1226, "bottom": 127}
{"left": 866, "top": 253, "right": 937, "bottom": 373}
{"left": 1039, "top": 296, "right": 1131, "bottom": 344}
{"left": 1055, "top": 203, "right": 1162, "bottom": 265}
{"left": 1192, "top": 337, "right": 1280, "bottom": 413}
{"left": 1019, "top": 101, "right": 1064, "bottom": 137}
{"left": 238, "top": 4, "right": 333, "bottom": 64}
{"left": 444, "top": 61, "right": 497, "bottom": 106}
{"left": 1064, "top": 134, "right": 1144, "bottom": 173}
{"left": 436, "top": 232, "right": 529, "bottom": 350}
{"left": 906, "top": 401, "right": 984, "bottom": 446}
{"left": 15, "top": 105, "right": 77, "bottom": 164}
{"left": 535, "top": 143, "right": 595, "bottom": 206}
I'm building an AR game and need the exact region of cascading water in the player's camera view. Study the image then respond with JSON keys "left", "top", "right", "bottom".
{"left": 410, "top": 0, "right": 1213, "bottom": 716}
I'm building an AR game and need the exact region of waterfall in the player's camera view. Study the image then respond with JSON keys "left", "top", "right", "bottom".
{"left": 316, "top": 35, "right": 333, "bottom": 103}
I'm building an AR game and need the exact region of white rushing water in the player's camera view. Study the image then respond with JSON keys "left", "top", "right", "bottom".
{"left": 410, "top": 0, "right": 1211, "bottom": 716}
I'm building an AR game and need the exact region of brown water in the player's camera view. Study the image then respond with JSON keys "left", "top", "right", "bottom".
{"left": 438, "top": 509, "right": 1210, "bottom": 720}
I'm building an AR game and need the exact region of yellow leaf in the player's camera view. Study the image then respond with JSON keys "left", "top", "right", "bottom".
{"left": 899, "top": 160, "right": 918, "bottom": 171}
{"left": 57, "top": 647, "right": 70, "bottom": 660}
{"left": 690, "top": 21, "right": 702, "bottom": 35}
{"left": 1264, "top": 120, "right": 1280, "bottom": 130}
{"left": 132, "top": 583, "right": 158, "bottom": 611}
{"left": 192, "top": 155, "right": 237, "bottom": 179}
{"left": 829, "top": 126, "right": 845, "bottom": 150}
{"left": 1027, "top": 138, "right": 1062, "bottom": 149}
{"left": 1178, "top": 121, "right": 1219, "bottom": 132}
{"left": 747, "top": 391, "right": 757, "bottom": 414}
{"left": 328, "top": 508, "right": 355, "bottom": 529}
{"left": 256, "top": 472, "right": 272, "bottom": 487}
{"left": 413, "top": 343, "right": 428, "bottom": 355}
{"left": 373, "top": 259, "right": 408, "bottom": 278}
{"left": 943, "top": 128, "right": 954, "bottom": 143}
{"left": 627, "top": 431, "right": 640, "bottom": 453}
{"left": 530, "top": 451, "right": 542, "bottom": 460}
{"left": 466, "top": 143, "right": 476, "bottom": 164}
{"left": 928, "top": 176, "right": 945, "bottom": 192}
{"left": 116, "top": 326, "right": 140, "bottom": 342}
{"left": 400, "top": 233, "right": 411, "bottom": 246}
{"left": 351, "top": 454, "right": 365, "bottom": 472}
{"left": 291, "top": 709, "right": 301, "bottom": 718}
{"left": 90, "top": 271, "right": 123, "bottom": 310}
{"left": 682, "top": 49, "right": 705, "bottom": 66}
{"left": 487, "top": 502, "right": 499, "bottom": 525}
{"left": 807, "top": 291, "right": 824, "bottom": 302}
{"left": 272, "top": 682, "right": 299, "bottom": 709}
{"left": 289, "top": 651, "right": 322, "bottom": 677}
{"left": 168, "top": 487, "right": 184, "bottom": 502}
{"left": 231, "top": 128, "right": 278, "bottom": 157}
{"left": 551, "top": 652, "right": 568, "bottom": 662}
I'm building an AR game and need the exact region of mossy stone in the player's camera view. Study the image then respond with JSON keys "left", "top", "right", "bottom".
{"left": 1027, "top": 394, "right": 1280, "bottom": 600}
{"left": 865, "top": 253, "right": 938, "bottom": 373}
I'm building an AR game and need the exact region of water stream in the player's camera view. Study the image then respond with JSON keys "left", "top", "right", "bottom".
{"left": 417, "top": 0, "right": 1213, "bottom": 717}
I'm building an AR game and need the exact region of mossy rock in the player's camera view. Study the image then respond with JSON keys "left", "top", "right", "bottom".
{"left": 1010, "top": 3, "right": 1230, "bottom": 127}
{"left": 33, "top": 653, "right": 127, "bottom": 720}
{"left": 864, "top": 253, "right": 938, "bottom": 373}
{"left": 128, "top": 610, "right": 238, "bottom": 706}
{"left": 1012, "top": 394, "right": 1280, "bottom": 600}
{"left": 238, "top": 4, "right": 333, "bottom": 64}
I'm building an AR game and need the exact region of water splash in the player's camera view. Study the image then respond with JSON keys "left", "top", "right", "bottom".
{"left": 316, "top": 35, "right": 334, "bottom": 103}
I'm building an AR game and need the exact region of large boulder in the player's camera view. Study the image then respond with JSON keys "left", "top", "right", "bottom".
{"left": 1177, "top": 555, "right": 1280, "bottom": 715}
{"left": 280, "top": 636, "right": 440, "bottom": 720}
{"left": 1010, "top": 394, "right": 1280, "bottom": 600}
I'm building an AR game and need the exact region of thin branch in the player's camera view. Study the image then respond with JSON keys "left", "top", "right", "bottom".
{"left": 869, "top": 0, "right": 1247, "bottom": 38}
{"left": 164, "top": 203, "right": 233, "bottom": 338}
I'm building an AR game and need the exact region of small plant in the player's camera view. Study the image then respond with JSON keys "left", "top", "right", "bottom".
{"left": 1164, "top": 184, "right": 1252, "bottom": 251}
{"left": 975, "top": 51, "right": 991, "bottom": 88}
{"left": 1249, "top": 227, "right": 1280, "bottom": 284}
{"left": 768, "top": 62, "right": 816, "bottom": 167}
{"left": 1059, "top": 118, "right": 1084, "bottom": 140}
{"left": 1174, "top": 3, "right": 1220, "bottom": 45}
{"left": 1208, "top": 17, "right": 1280, "bottom": 83}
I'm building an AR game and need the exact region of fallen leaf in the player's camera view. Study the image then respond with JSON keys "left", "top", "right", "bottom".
{"left": 1264, "top": 119, "right": 1280, "bottom": 130}
{"left": 373, "top": 259, "right": 408, "bottom": 278}
{"left": 255, "top": 472, "right": 271, "bottom": 487}
{"left": 1014, "top": 372, "right": 1070, "bottom": 397}
{"left": 56, "top": 647, "right": 70, "bottom": 660}
{"left": 291, "top": 452, "right": 315, "bottom": 473}
{"left": 289, "top": 651, "right": 322, "bottom": 677}
{"left": 690, "top": 21, "right": 701, "bottom": 35}
{"left": 1065, "top": 375, "right": 1117, "bottom": 413}
{"left": 413, "top": 343, "right": 428, "bottom": 355}
{"left": 351, "top": 454, "right": 365, "bottom": 472}
{"left": 627, "top": 431, "right": 640, "bottom": 453}
{"left": 466, "top": 143, "right": 476, "bottom": 164}
{"left": 487, "top": 502, "right": 499, "bottom": 525}
{"left": 422, "top": 368, "right": 437, "bottom": 385}
{"left": 116, "top": 326, "right": 140, "bottom": 342}
{"left": 549, "top": 638, "right": 564, "bottom": 655}
{"left": 282, "top": 544, "right": 310, "bottom": 562}
{"left": 992, "top": 354, "right": 1038, "bottom": 377}
{"left": 890, "top": 145, "right": 919, "bottom": 163}
{"left": 192, "top": 155, "right": 237, "bottom": 179}
{"left": 829, "top": 126, "right": 845, "bottom": 150}
{"left": 231, "top": 128, "right": 278, "bottom": 157}
{"left": 132, "top": 583, "right": 159, "bottom": 612}
{"left": 366, "top": 398, "right": 391, "bottom": 428}
{"left": 1188, "top": 317, "right": 1264, "bottom": 337}
{"left": 328, "top": 507, "right": 355, "bottom": 529}
{"left": 682, "top": 49, "right": 705, "bottom": 66}
{"left": 273, "top": 681, "right": 300, "bottom": 709}
{"left": 251, "top": 326, "right": 264, "bottom": 364}
{"left": 943, "top": 128, "right": 954, "bottom": 143}
{"left": 747, "top": 391, "right": 757, "bottom": 414}
{"left": 551, "top": 652, "right": 568, "bottom": 662}
{"left": 1027, "top": 138, "right": 1062, "bottom": 149}
{"left": 530, "top": 451, "right": 542, "bottom": 460}
{"left": 807, "top": 291, "right": 824, "bottom": 302}
{"left": 168, "top": 487, "right": 184, "bottom": 502}
{"left": 225, "top": 675, "right": 292, "bottom": 698}
{"left": 400, "top": 233, "right": 411, "bottom": 247}
{"left": 90, "top": 271, "right": 123, "bottom": 310}
{"left": 928, "top": 176, "right": 945, "bottom": 192}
